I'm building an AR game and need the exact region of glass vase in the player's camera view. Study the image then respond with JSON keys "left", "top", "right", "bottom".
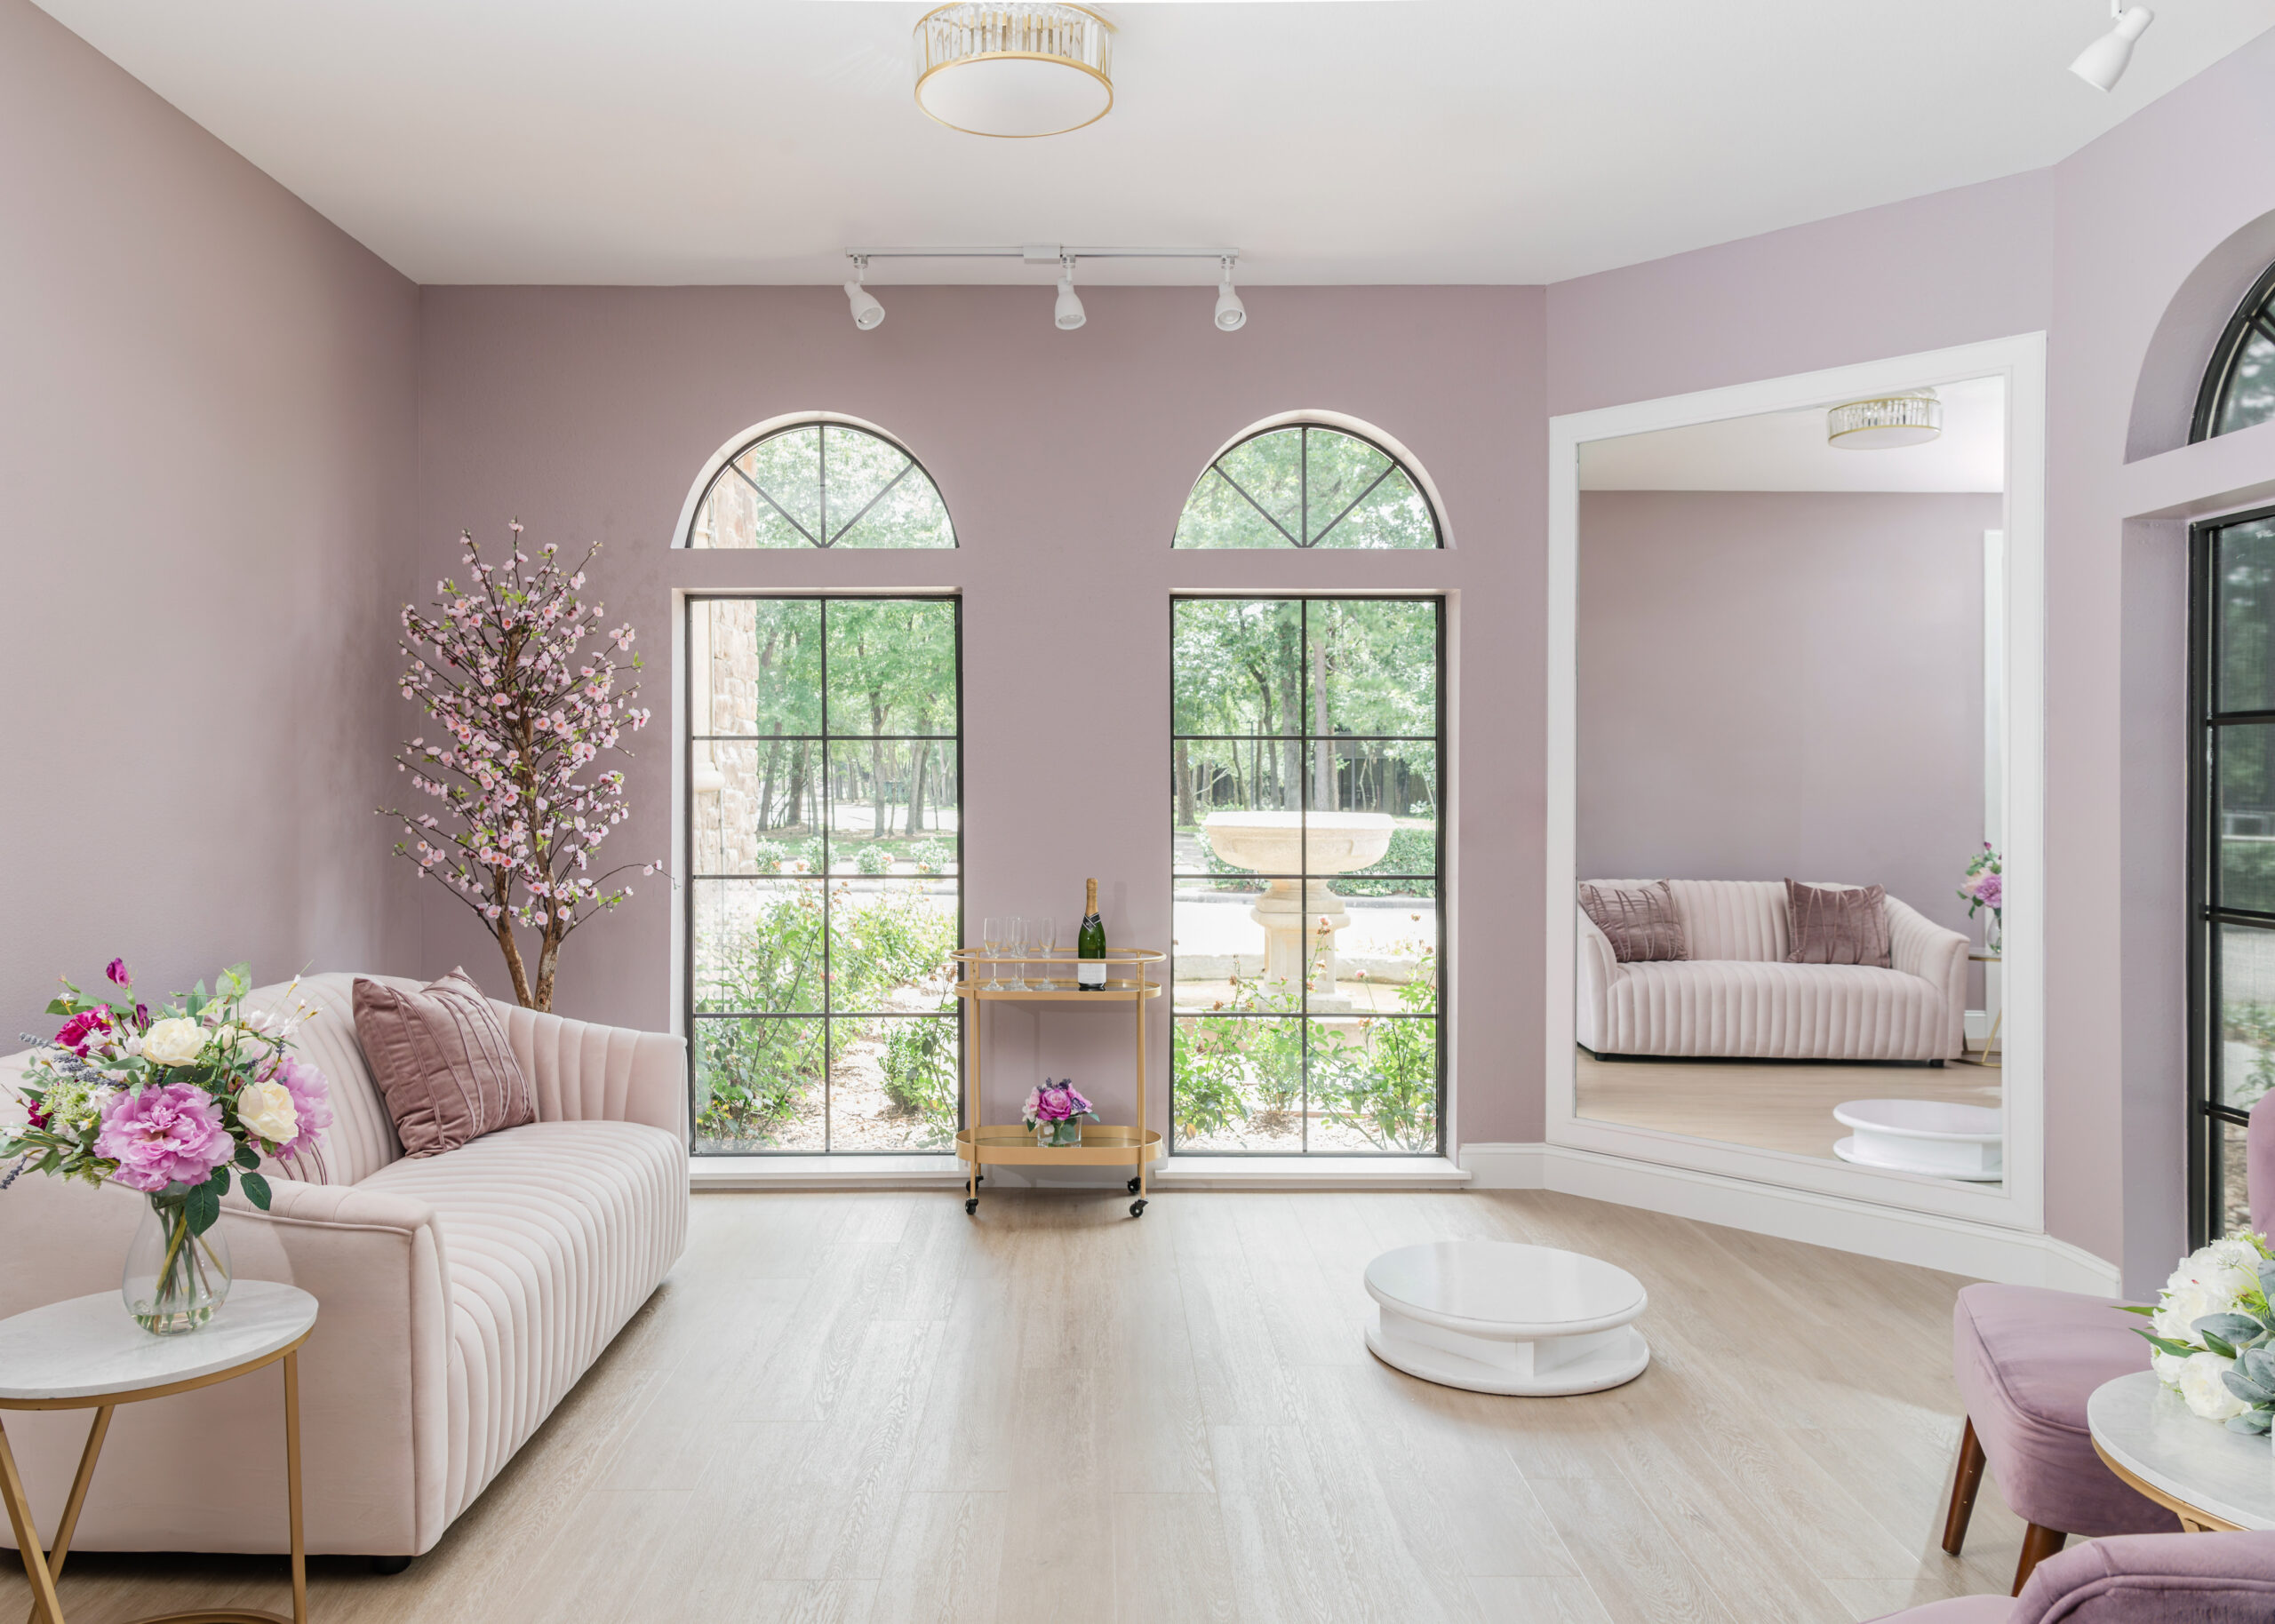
{"left": 123, "top": 1194, "right": 232, "bottom": 1335}
{"left": 1034, "top": 1118, "right": 1082, "bottom": 1149}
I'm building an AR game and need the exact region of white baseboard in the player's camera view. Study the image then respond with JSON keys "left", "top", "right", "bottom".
{"left": 1153, "top": 1155, "right": 1472, "bottom": 1190}
{"left": 1458, "top": 1142, "right": 2120, "bottom": 1294}
{"left": 690, "top": 1153, "right": 968, "bottom": 1191}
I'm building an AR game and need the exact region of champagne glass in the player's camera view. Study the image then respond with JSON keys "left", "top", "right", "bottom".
{"left": 982, "top": 917, "right": 1003, "bottom": 991}
{"left": 1029, "top": 918, "right": 1058, "bottom": 991}
{"left": 1002, "top": 917, "right": 1027, "bottom": 992}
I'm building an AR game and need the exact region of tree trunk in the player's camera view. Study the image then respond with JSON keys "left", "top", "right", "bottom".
{"left": 1175, "top": 739, "right": 1196, "bottom": 830}
{"left": 532, "top": 930, "right": 561, "bottom": 1013}
{"left": 491, "top": 873, "right": 534, "bottom": 1007}
{"left": 758, "top": 733, "right": 782, "bottom": 832}
{"left": 908, "top": 738, "right": 930, "bottom": 835}
{"left": 869, "top": 695, "right": 887, "bottom": 849}
{"left": 785, "top": 747, "right": 809, "bottom": 837}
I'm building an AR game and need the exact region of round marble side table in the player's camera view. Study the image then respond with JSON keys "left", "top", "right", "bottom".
{"left": 0, "top": 1280, "right": 319, "bottom": 1624}
{"left": 1363, "top": 1241, "right": 1649, "bottom": 1396}
{"left": 2087, "top": 1368, "right": 2275, "bottom": 1532}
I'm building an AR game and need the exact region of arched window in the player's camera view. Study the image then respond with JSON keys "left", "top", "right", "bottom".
{"left": 686, "top": 420, "right": 954, "bottom": 549}
{"left": 1174, "top": 421, "right": 1441, "bottom": 549}
{"left": 2194, "top": 260, "right": 2275, "bottom": 442}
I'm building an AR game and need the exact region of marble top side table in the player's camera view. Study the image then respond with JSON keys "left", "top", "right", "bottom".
{"left": 2087, "top": 1368, "right": 2275, "bottom": 1533}
{"left": 0, "top": 1280, "right": 319, "bottom": 1624}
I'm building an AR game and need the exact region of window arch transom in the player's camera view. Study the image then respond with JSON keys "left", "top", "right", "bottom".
{"left": 2195, "top": 260, "right": 2275, "bottom": 442}
{"left": 687, "top": 421, "right": 954, "bottom": 549}
{"left": 1174, "top": 422, "right": 1441, "bottom": 549}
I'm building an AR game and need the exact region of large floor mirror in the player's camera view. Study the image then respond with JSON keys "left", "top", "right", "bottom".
{"left": 1547, "top": 338, "right": 2045, "bottom": 1230}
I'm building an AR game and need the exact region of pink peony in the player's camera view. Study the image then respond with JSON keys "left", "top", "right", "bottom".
{"left": 262, "top": 1055, "right": 332, "bottom": 1160}
{"left": 95, "top": 1082, "right": 234, "bottom": 1193}
{"left": 54, "top": 1007, "right": 112, "bottom": 1056}
{"left": 1974, "top": 872, "right": 2003, "bottom": 911}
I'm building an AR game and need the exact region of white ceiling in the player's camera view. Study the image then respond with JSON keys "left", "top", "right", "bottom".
{"left": 32, "top": 1, "right": 2275, "bottom": 287}
{"left": 1579, "top": 376, "right": 2007, "bottom": 492}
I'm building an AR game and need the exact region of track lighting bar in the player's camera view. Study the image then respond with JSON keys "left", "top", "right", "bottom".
{"left": 839, "top": 245, "right": 1248, "bottom": 334}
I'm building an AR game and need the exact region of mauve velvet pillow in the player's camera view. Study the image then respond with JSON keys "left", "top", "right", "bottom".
{"left": 1784, "top": 880, "right": 1892, "bottom": 967}
{"left": 1578, "top": 880, "right": 1688, "bottom": 963}
{"left": 353, "top": 968, "right": 534, "bottom": 1158}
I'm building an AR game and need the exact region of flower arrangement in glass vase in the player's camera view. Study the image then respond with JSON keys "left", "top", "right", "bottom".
{"left": 0, "top": 960, "right": 330, "bottom": 1335}
{"left": 2127, "top": 1230, "right": 2275, "bottom": 1436}
{"left": 1024, "top": 1079, "right": 1097, "bottom": 1148}
{"left": 1959, "top": 843, "right": 2003, "bottom": 951}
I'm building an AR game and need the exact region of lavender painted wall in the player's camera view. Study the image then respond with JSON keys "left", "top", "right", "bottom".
{"left": 410, "top": 284, "right": 1546, "bottom": 1144}
{"left": 0, "top": 0, "right": 419, "bottom": 1031}
{"left": 1577, "top": 490, "right": 1998, "bottom": 963}
{"left": 1551, "top": 27, "right": 2275, "bottom": 1284}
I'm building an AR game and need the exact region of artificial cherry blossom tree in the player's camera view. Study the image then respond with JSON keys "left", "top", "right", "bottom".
{"left": 382, "top": 525, "right": 657, "bottom": 1010}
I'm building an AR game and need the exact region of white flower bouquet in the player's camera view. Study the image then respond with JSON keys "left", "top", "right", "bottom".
{"left": 2128, "top": 1230, "right": 2275, "bottom": 1434}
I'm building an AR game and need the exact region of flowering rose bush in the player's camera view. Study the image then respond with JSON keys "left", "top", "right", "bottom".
{"left": 3, "top": 959, "right": 330, "bottom": 1232}
{"left": 380, "top": 525, "right": 660, "bottom": 1012}
{"left": 2129, "top": 1229, "right": 2275, "bottom": 1434}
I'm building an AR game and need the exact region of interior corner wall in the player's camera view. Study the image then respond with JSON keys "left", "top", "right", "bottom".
{"left": 0, "top": 0, "right": 419, "bottom": 1026}
{"left": 1577, "top": 490, "right": 1998, "bottom": 959}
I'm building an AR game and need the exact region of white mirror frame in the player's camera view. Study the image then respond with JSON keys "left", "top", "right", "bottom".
{"left": 1545, "top": 333, "right": 2047, "bottom": 1236}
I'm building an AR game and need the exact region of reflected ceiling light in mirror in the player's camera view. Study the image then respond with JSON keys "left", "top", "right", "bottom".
{"left": 914, "top": 4, "right": 1114, "bottom": 138}
{"left": 1826, "top": 388, "right": 1944, "bottom": 450}
{"left": 2070, "top": 3, "right": 2154, "bottom": 91}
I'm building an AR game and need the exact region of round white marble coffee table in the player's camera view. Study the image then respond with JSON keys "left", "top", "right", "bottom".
{"left": 1832, "top": 1099, "right": 2003, "bottom": 1181}
{"left": 1362, "top": 1241, "right": 1649, "bottom": 1396}
{"left": 2087, "top": 1368, "right": 2275, "bottom": 1532}
{"left": 0, "top": 1280, "right": 319, "bottom": 1623}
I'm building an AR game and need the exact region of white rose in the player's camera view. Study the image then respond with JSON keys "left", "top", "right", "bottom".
{"left": 2155, "top": 1281, "right": 2234, "bottom": 1341}
{"left": 140, "top": 1017, "right": 206, "bottom": 1068}
{"left": 2151, "top": 1349, "right": 2190, "bottom": 1389}
{"left": 2177, "top": 1351, "right": 2250, "bottom": 1421}
{"left": 235, "top": 1080, "right": 299, "bottom": 1145}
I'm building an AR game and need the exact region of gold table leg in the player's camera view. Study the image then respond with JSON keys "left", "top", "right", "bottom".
{"left": 0, "top": 1356, "right": 307, "bottom": 1624}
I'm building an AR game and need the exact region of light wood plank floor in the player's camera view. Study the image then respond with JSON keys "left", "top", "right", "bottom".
{"left": 1577, "top": 1050, "right": 2003, "bottom": 1162}
{"left": 3, "top": 1190, "right": 2037, "bottom": 1624}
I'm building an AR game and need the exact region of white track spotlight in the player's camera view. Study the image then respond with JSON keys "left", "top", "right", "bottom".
{"left": 2071, "top": 4, "right": 2153, "bottom": 92}
{"left": 1054, "top": 259, "right": 1086, "bottom": 330}
{"left": 843, "top": 258, "right": 886, "bottom": 330}
{"left": 1213, "top": 259, "right": 1247, "bottom": 332}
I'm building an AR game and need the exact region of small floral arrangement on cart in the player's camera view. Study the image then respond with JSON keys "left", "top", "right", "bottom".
{"left": 2128, "top": 1229, "right": 2275, "bottom": 1436}
{"left": 1023, "top": 1079, "right": 1097, "bottom": 1148}
{"left": 1, "top": 959, "right": 331, "bottom": 1335}
{"left": 1958, "top": 843, "right": 2003, "bottom": 951}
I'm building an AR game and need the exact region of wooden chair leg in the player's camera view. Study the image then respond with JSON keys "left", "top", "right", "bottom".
{"left": 2013, "top": 1524, "right": 2067, "bottom": 1595}
{"left": 1941, "top": 1416, "right": 1986, "bottom": 1556}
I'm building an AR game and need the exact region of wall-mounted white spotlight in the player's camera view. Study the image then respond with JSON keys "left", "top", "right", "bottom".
{"left": 2071, "top": 3, "right": 2153, "bottom": 91}
{"left": 844, "top": 257, "right": 886, "bottom": 330}
{"left": 1214, "top": 259, "right": 1247, "bottom": 332}
{"left": 1055, "top": 259, "right": 1087, "bottom": 330}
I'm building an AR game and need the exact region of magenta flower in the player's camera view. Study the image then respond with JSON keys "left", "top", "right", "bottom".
{"left": 1026, "top": 1079, "right": 1096, "bottom": 1123}
{"left": 95, "top": 1082, "right": 234, "bottom": 1193}
{"left": 261, "top": 1054, "right": 333, "bottom": 1160}
{"left": 1974, "top": 872, "right": 2003, "bottom": 911}
{"left": 105, "top": 958, "right": 132, "bottom": 987}
{"left": 54, "top": 1007, "right": 112, "bottom": 1056}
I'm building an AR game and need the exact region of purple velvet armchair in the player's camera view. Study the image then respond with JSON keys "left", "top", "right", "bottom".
{"left": 1941, "top": 1094, "right": 2275, "bottom": 1595}
{"left": 1872, "top": 1530, "right": 2275, "bottom": 1623}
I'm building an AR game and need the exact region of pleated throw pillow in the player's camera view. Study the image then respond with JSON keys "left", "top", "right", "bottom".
{"left": 1784, "top": 880, "right": 1892, "bottom": 967}
{"left": 353, "top": 968, "right": 535, "bottom": 1158}
{"left": 1577, "top": 880, "right": 1688, "bottom": 963}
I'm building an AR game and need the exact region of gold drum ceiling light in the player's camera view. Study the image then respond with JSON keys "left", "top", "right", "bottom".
{"left": 914, "top": 4, "right": 1114, "bottom": 139}
{"left": 1826, "top": 388, "right": 1944, "bottom": 450}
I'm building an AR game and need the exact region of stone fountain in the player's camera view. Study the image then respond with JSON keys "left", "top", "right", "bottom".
{"left": 1201, "top": 811, "right": 1393, "bottom": 1011}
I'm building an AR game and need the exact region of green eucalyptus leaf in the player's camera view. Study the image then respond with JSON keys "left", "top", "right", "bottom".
{"left": 239, "top": 1170, "right": 271, "bottom": 1211}
{"left": 2226, "top": 1409, "right": 2274, "bottom": 1435}
{"left": 2223, "top": 1368, "right": 2275, "bottom": 1404}
{"left": 2194, "top": 1313, "right": 2264, "bottom": 1345}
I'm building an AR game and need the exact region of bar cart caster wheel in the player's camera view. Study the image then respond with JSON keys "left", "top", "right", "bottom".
{"left": 1127, "top": 1177, "right": 1142, "bottom": 1194}
{"left": 1129, "top": 1198, "right": 1147, "bottom": 1218}
{"left": 964, "top": 1198, "right": 978, "bottom": 1215}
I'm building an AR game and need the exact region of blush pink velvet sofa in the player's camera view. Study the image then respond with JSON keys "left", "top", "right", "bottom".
{"left": 0, "top": 972, "right": 689, "bottom": 1560}
{"left": 1577, "top": 879, "right": 1971, "bottom": 1062}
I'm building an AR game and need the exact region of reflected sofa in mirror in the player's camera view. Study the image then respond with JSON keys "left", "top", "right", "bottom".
{"left": 1571, "top": 376, "right": 2008, "bottom": 1179}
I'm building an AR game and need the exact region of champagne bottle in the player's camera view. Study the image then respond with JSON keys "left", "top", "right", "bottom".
{"left": 1077, "top": 879, "right": 1107, "bottom": 991}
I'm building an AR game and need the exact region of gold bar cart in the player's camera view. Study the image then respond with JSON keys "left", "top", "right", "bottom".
{"left": 951, "top": 946, "right": 1165, "bottom": 1217}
